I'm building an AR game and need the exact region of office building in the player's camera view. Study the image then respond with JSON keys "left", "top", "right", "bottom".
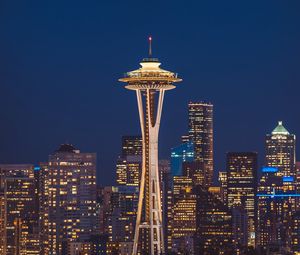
{"left": 265, "top": 121, "right": 296, "bottom": 178}
{"left": 122, "top": 136, "right": 142, "bottom": 157}
{"left": 257, "top": 166, "right": 297, "bottom": 252}
{"left": 291, "top": 211, "right": 300, "bottom": 254}
{"left": 4, "top": 175, "right": 39, "bottom": 254}
{"left": 47, "top": 144, "right": 97, "bottom": 255}
{"left": 194, "top": 186, "right": 234, "bottom": 255}
{"left": 226, "top": 152, "right": 257, "bottom": 247}
{"left": 188, "top": 102, "right": 214, "bottom": 187}
{"left": 218, "top": 171, "right": 228, "bottom": 205}
{"left": 117, "top": 136, "right": 142, "bottom": 187}
{"left": 171, "top": 141, "right": 194, "bottom": 176}
{"left": 167, "top": 175, "right": 195, "bottom": 254}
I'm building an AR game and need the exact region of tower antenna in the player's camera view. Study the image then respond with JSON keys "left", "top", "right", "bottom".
{"left": 148, "top": 36, "right": 152, "bottom": 57}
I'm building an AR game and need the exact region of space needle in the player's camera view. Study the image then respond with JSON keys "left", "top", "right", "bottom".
{"left": 119, "top": 37, "right": 182, "bottom": 255}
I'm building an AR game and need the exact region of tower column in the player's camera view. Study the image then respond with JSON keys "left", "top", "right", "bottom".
{"left": 119, "top": 48, "right": 182, "bottom": 254}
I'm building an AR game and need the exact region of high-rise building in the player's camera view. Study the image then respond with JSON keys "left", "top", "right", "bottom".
{"left": 291, "top": 210, "right": 300, "bottom": 254}
{"left": 218, "top": 171, "right": 228, "bottom": 205}
{"left": 117, "top": 136, "right": 142, "bottom": 187}
{"left": 170, "top": 178, "right": 196, "bottom": 254}
{"left": 158, "top": 160, "right": 172, "bottom": 251}
{"left": 4, "top": 176, "right": 39, "bottom": 254}
{"left": 116, "top": 158, "right": 141, "bottom": 187}
{"left": 38, "top": 162, "right": 50, "bottom": 255}
{"left": 119, "top": 38, "right": 182, "bottom": 255}
{"left": 0, "top": 164, "right": 39, "bottom": 254}
{"left": 226, "top": 152, "right": 257, "bottom": 247}
{"left": 182, "top": 161, "right": 205, "bottom": 187}
{"left": 170, "top": 141, "right": 194, "bottom": 176}
{"left": 194, "top": 186, "right": 234, "bottom": 255}
{"left": 98, "top": 186, "right": 114, "bottom": 237}
{"left": 188, "top": 102, "right": 213, "bottom": 187}
{"left": 208, "top": 186, "right": 222, "bottom": 201}
{"left": 256, "top": 122, "right": 297, "bottom": 253}
{"left": 257, "top": 166, "right": 298, "bottom": 252}
{"left": 265, "top": 121, "right": 296, "bottom": 177}
{"left": 291, "top": 211, "right": 300, "bottom": 254}
{"left": 0, "top": 164, "right": 34, "bottom": 187}
{"left": 109, "top": 186, "right": 139, "bottom": 255}
{"left": 231, "top": 206, "right": 248, "bottom": 254}
{"left": 47, "top": 144, "right": 97, "bottom": 255}
{"left": 122, "top": 136, "right": 142, "bottom": 157}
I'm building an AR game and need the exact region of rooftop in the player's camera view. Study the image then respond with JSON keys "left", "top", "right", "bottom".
{"left": 56, "top": 144, "right": 77, "bottom": 153}
{"left": 272, "top": 121, "right": 290, "bottom": 135}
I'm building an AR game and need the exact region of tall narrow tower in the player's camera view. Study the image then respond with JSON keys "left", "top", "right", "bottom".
{"left": 119, "top": 38, "right": 182, "bottom": 255}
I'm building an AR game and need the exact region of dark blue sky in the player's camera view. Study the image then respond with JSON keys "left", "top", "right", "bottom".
{"left": 0, "top": 1, "right": 299, "bottom": 185}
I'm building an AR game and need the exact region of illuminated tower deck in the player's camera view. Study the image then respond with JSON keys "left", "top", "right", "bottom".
{"left": 119, "top": 38, "right": 182, "bottom": 255}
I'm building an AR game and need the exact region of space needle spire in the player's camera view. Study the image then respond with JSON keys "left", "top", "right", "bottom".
{"left": 119, "top": 38, "right": 182, "bottom": 255}
{"left": 149, "top": 36, "right": 152, "bottom": 57}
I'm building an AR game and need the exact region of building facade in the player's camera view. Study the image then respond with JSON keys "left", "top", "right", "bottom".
{"left": 188, "top": 102, "right": 214, "bottom": 187}
{"left": 226, "top": 152, "right": 257, "bottom": 247}
{"left": 47, "top": 144, "right": 97, "bottom": 255}
{"left": 265, "top": 121, "right": 296, "bottom": 178}
{"left": 170, "top": 141, "right": 194, "bottom": 176}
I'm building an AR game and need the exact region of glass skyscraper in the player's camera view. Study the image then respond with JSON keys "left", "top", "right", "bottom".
{"left": 188, "top": 102, "right": 214, "bottom": 187}
{"left": 170, "top": 141, "right": 194, "bottom": 176}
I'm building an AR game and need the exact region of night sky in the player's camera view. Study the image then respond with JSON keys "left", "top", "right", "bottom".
{"left": 0, "top": 1, "right": 299, "bottom": 185}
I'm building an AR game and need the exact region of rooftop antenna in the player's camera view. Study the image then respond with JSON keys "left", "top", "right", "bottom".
{"left": 148, "top": 36, "right": 152, "bottom": 57}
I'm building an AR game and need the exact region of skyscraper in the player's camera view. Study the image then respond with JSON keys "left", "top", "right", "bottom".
{"left": 116, "top": 136, "right": 142, "bottom": 187}
{"left": 47, "top": 144, "right": 97, "bottom": 255}
{"left": 0, "top": 164, "right": 39, "bottom": 254}
{"left": 4, "top": 176, "right": 39, "bottom": 254}
{"left": 226, "top": 152, "right": 257, "bottom": 248}
{"left": 194, "top": 186, "right": 234, "bottom": 255}
{"left": 0, "top": 164, "right": 34, "bottom": 186}
{"left": 257, "top": 121, "right": 297, "bottom": 252}
{"left": 265, "top": 121, "right": 296, "bottom": 177}
{"left": 170, "top": 141, "right": 194, "bottom": 176}
{"left": 109, "top": 186, "right": 139, "bottom": 254}
{"left": 188, "top": 102, "right": 213, "bottom": 187}
{"left": 119, "top": 38, "right": 182, "bottom": 255}
{"left": 122, "top": 136, "right": 142, "bottom": 157}
{"left": 170, "top": 177, "right": 196, "bottom": 254}
{"left": 182, "top": 161, "right": 205, "bottom": 187}
{"left": 257, "top": 166, "right": 298, "bottom": 252}
{"left": 218, "top": 171, "right": 228, "bottom": 205}
{"left": 38, "top": 163, "right": 50, "bottom": 255}
{"left": 158, "top": 159, "right": 172, "bottom": 251}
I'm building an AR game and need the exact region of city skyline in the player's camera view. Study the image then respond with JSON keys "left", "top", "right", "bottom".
{"left": 1, "top": 1, "right": 300, "bottom": 254}
{"left": 1, "top": 1, "right": 300, "bottom": 185}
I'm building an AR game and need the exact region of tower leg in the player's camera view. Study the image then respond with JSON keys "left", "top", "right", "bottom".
{"left": 132, "top": 89, "right": 165, "bottom": 255}
{"left": 133, "top": 90, "right": 146, "bottom": 255}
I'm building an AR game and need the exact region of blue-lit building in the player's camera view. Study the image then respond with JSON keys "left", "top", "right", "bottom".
{"left": 171, "top": 141, "right": 194, "bottom": 176}
{"left": 257, "top": 166, "right": 298, "bottom": 253}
